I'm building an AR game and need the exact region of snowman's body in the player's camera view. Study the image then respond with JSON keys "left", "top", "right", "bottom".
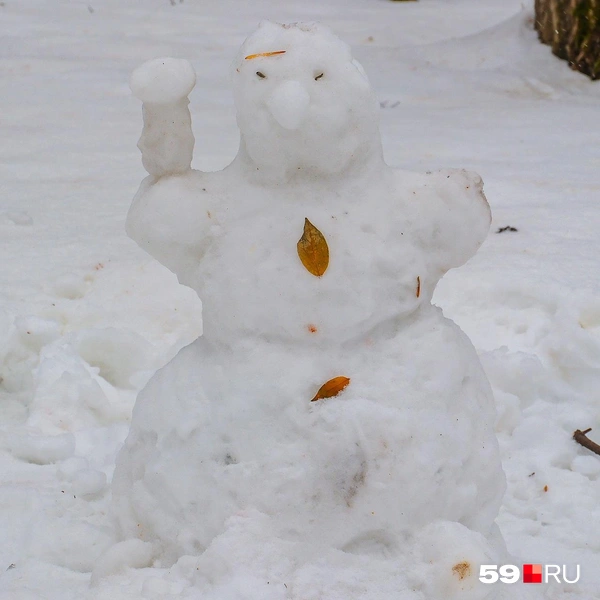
{"left": 128, "top": 165, "right": 488, "bottom": 347}
{"left": 113, "top": 22, "right": 514, "bottom": 598}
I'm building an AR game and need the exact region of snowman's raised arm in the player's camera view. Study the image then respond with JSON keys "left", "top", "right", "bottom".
{"left": 409, "top": 168, "right": 491, "bottom": 274}
{"left": 126, "top": 58, "right": 213, "bottom": 287}
{"left": 131, "top": 58, "right": 196, "bottom": 178}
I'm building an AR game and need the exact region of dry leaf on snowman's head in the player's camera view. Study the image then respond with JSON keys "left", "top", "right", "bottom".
{"left": 297, "top": 218, "right": 329, "bottom": 277}
{"left": 311, "top": 376, "right": 350, "bottom": 402}
{"left": 244, "top": 50, "right": 286, "bottom": 60}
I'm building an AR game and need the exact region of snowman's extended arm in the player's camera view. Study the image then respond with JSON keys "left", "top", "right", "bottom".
{"left": 413, "top": 169, "right": 491, "bottom": 274}
{"left": 131, "top": 58, "right": 196, "bottom": 178}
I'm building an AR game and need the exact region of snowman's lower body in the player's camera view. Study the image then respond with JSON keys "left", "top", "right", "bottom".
{"left": 112, "top": 308, "right": 537, "bottom": 599}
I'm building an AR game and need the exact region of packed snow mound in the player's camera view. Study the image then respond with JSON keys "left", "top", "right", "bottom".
{"left": 111, "top": 20, "right": 520, "bottom": 598}
{"left": 113, "top": 312, "right": 504, "bottom": 562}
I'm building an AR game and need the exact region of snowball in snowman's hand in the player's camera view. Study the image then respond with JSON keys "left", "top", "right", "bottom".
{"left": 130, "top": 57, "right": 196, "bottom": 104}
{"left": 131, "top": 58, "right": 197, "bottom": 178}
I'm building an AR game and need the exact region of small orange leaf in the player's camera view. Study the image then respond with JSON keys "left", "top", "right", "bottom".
{"left": 297, "top": 218, "right": 329, "bottom": 277}
{"left": 311, "top": 376, "right": 350, "bottom": 402}
{"left": 244, "top": 50, "right": 287, "bottom": 60}
{"left": 416, "top": 276, "right": 421, "bottom": 298}
{"left": 452, "top": 562, "right": 471, "bottom": 581}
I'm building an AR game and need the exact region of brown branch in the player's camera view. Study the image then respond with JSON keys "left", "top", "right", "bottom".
{"left": 573, "top": 428, "right": 600, "bottom": 456}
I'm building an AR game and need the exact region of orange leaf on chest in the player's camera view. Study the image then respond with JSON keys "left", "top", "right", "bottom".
{"left": 297, "top": 218, "right": 329, "bottom": 277}
{"left": 311, "top": 376, "right": 351, "bottom": 402}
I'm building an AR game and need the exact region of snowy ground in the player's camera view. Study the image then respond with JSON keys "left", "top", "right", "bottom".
{"left": 1, "top": 0, "right": 599, "bottom": 598}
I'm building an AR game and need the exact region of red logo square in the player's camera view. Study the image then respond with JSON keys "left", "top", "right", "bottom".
{"left": 523, "top": 564, "right": 543, "bottom": 584}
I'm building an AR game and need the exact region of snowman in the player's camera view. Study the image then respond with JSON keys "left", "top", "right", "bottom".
{"left": 112, "top": 22, "right": 522, "bottom": 599}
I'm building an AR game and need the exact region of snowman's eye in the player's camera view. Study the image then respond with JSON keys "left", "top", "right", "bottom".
{"left": 256, "top": 71, "right": 266, "bottom": 79}
{"left": 314, "top": 72, "right": 324, "bottom": 81}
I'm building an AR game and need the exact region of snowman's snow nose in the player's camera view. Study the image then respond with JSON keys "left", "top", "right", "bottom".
{"left": 267, "top": 80, "right": 310, "bottom": 130}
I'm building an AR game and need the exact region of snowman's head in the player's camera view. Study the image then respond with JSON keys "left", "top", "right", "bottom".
{"left": 232, "top": 22, "right": 383, "bottom": 180}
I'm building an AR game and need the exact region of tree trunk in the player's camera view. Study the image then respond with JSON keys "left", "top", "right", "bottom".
{"left": 535, "top": 0, "right": 600, "bottom": 80}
